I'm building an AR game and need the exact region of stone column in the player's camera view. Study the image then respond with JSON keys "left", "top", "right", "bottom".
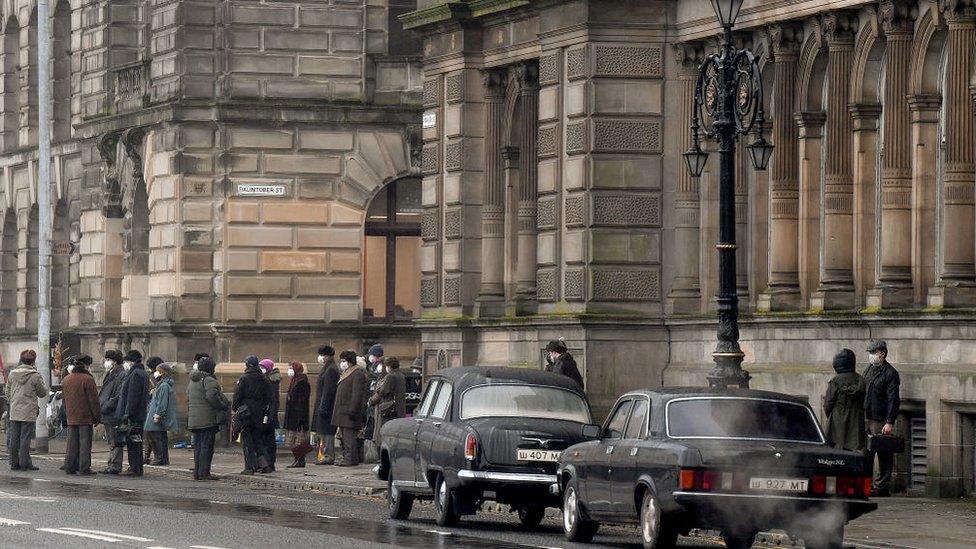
{"left": 667, "top": 43, "right": 704, "bottom": 314}
{"left": 909, "top": 94, "right": 941, "bottom": 306}
{"left": 758, "top": 23, "right": 803, "bottom": 311}
{"left": 869, "top": 0, "right": 917, "bottom": 308}
{"left": 932, "top": 0, "right": 976, "bottom": 307}
{"left": 515, "top": 62, "right": 539, "bottom": 313}
{"left": 850, "top": 103, "right": 882, "bottom": 307}
{"left": 735, "top": 135, "right": 750, "bottom": 304}
{"left": 476, "top": 68, "right": 507, "bottom": 316}
{"left": 796, "top": 111, "right": 826, "bottom": 308}
{"left": 813, "top": 11, "right": 858, "bottom": 310}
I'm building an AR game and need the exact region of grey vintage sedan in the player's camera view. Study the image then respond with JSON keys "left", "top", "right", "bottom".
{"left": 557, "top": 388, "right": 877, "bottom": 549}
{"left": 376, "top": 366, "right": 595, "bottom": 527}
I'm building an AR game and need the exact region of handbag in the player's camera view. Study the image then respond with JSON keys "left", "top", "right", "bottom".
{"left": 867, "top": 434, "right": 905, "bottom": 454}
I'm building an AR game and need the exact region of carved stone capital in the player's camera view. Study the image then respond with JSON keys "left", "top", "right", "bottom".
{"left": 880, "top": 0, "right": 918, "bottom": 35}
{"left": 481, "top": 68, "right": 507, "bottom": 101}
{"left": 821, "top": 10, "right": 859, "bottom": 46}
{"left": 97, "top": 131, "right": 123, "bottom": 218}
{"left": 120, "top": 126, "right": 146, "bottom": 181}
{"left": 941, "top": 0, "right": 976, "bottom": 23}
{"left": 767, "top": 22, "right": 803, "bottom": 60}
{"left": 513, "top": 61, "right": 539, "bottom": 93}
{"left": 672, "top": 42, "right": 706, "bottom": 74}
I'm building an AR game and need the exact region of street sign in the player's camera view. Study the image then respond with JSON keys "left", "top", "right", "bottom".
{"left": 237, "top": 184, "right": 286, "bottom": 196}
{"left": 51, "top": 241, "right": 76, "bottom": 255}
{"left": 422, "top": 111, "right": 436, "bottom": 129}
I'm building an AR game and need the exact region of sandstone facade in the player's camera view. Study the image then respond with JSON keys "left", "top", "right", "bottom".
{"left": 406, "top": 0, "right": 976, "bottom": 497}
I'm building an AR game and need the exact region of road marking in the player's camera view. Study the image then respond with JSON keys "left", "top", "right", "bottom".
{"left": 208, "top": 500, "right": 228, "bottom": 505}
{"left": 58, "top": 528, "right": 153, "bottom": 542}
{"left": 0, "top": 490, "right": 56, "bottom": 502}
{"left": 32, "top": 478, "right": 51, "bottom": 482}
{"left": 0, "top": 517, "right": 30, "bottom": 526}
{"left": 315, "top": 514, "right": 339, "bottom": 519}
{"left": 36, "top": 528, "right": 125, "bottom": 542}
{"left": 190, "top": 546, "right": 231, "bottom": 549}
{"left": 425, "top": 529, "right": 452, "bottom": 535}
{"left": 117, "top": 488, "right": 135, "bottom": 493}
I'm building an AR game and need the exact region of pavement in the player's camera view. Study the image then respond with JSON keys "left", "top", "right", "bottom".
{"left": 2, "top": 433, "right": 976, "bottom": 548}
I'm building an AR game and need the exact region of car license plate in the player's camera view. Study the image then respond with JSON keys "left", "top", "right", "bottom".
{"left": 516, "top": 449, "right": 561, "bottom": 462}
{"left": 749, "top": 477, "right": 809, "bottom": 492}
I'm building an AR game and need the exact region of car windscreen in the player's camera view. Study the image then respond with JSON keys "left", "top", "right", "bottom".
{"left": 460, "top": 384, "right": 591, "bottom": 423}
{"left": 666, "top": 397, "right": 823, "bottom": 443}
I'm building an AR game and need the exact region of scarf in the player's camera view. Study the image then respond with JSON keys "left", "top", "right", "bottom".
{"left": 287, "top": 370, "right": 308, "bottom": 397}
{"left": 339, "top": 363, "right": 363, "bottom": 383}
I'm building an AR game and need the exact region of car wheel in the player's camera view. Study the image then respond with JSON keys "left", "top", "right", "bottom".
{"left": 387, "top": 477, "right": 414, "bottom": 520}
{"left": 434, "top": 474, "right": 460, "bottom": 527}
{"left": 640, "top": 491, "right": 678, "bottom": 549}
{"left": 562, "top": 480, "right": 599, "bottom": 543}
{"left": 517, "top": 504, "right": 545, "bottom": 529}
{"left": 722, "top": 531, "right": 757, "bottom": 549}
{"left": 803, "top": 523, "right": 844, "bottom": 549}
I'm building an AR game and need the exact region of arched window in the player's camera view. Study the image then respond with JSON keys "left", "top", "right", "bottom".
{"left": 363, "top": 177, "right": 421, "bottom": 321}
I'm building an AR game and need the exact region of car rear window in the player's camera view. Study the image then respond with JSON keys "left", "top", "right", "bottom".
{"left": 666, "top": 397, "right": 823, "bottom": 443}
{"left": 460, "top": 384, "right": 591, "bottom": 423}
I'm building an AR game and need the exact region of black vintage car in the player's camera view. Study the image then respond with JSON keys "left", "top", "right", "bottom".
{"left": 557, "top": 388, "right": 877, "bottom": 549}
{"left": 376, "top": 366, "right": 594, "bottom": 527}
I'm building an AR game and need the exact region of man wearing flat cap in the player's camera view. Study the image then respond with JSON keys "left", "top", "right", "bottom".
{"left": 863, "top": 340, "right": 900, "bottom": 496}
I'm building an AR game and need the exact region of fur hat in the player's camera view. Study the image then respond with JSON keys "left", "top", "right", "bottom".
{"left": 193, "top": 352, "right": 210, "bottom": 362}
{"left": 75, "top": 354, "right": 93, "bottom": 367}
{"left": 832, "top": 349, "right": 856, "bottom": 374}
{"left": 545, "top": 339, "right": 568, "bottom": 353}
{"left": 146, "top": 356, "right": 164, "bottom": 370}
{"left": 124, "top": 350, "right": 143, "bottom": 363}
{"left": 339, "top": 350, "right": 358, "bottom": 364}
{"left": 104, "top": 350, "right": 124, "bottom": 364}
{"left": 318, "top": 345, "right": 335, "bottom": 357}
{"left": 198, "top": 356, "right": 216, "bottom": 374}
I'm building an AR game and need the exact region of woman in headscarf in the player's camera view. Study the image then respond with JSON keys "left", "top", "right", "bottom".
{"left": 283, "top": 361, "right": 312, "bottom": 468}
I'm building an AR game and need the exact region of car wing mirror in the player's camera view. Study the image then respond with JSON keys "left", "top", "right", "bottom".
{"left": 581, "top": 424, "right": 601, "bottom": 439}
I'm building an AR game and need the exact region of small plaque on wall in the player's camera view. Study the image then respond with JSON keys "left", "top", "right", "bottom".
{"left": 237, "top": 184, "right": 286, "bottom": 196}
{"left": 422, "top": 111, "right": 437, "bottom": 129}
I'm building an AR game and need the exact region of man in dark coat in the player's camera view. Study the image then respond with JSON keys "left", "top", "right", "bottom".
{"left": 368, "top": 356, "right": 406, "bottom": 449}
{"left": 98, "top": 350, "right": 125, "bottom": 474}
{"left": 545, "top": 340, "right": 584, "bottom": 389}
{"left": 233, "top": 355, "right": 272, "bottom": 474}
{"left": 283, "top": 361, "right": 311, "bottom": 468}
{"left": 824, "top": 349, "right": 866, "bottom": 452}
{"left": 61, "top": 355, "right": 101, "bottom": 475}
{"left": 187, "top": 356, "right": 229, "bottom": 481}
{"left": 313, "top": 346, "right": 339, "bottom": 465}
{"left": 863, "top": 340, "right": 900, "bottom": 496}
{"left": 116, "top": 350, "right": 149, "bottom": 476}
{"left": 259, "top": 359, "right": 281, "bottom": 471}
{"left": 332, "top": 350, "right": 369, "bottom": 467}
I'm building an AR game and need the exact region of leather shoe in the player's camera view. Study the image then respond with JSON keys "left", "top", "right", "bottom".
{"left": 202, "top": 474, "right": 221, "bottom": 481}
{"left": 239, "top": 469, "right": 255, "bottom": 476}
{"left": 101, "top": 468, "right": 120, "bottom": 475}
{"left": 22, "top": 466, "right": 39, "bottom": 471}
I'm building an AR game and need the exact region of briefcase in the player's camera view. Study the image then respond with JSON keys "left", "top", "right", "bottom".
{"left": 867, "top": 434, "right": 905, "bottom": 454}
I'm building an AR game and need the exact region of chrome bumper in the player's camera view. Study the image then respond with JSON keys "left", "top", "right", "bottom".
{"left": 672, "top": 491, "right": 876, "bottom": 507}
{"left": 456, "top": 470, "right": 557, "bottom": 485}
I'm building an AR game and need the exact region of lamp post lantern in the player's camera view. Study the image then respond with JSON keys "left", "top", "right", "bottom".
{"left": 684, "top": 3, "right": 772, "bottom": 389}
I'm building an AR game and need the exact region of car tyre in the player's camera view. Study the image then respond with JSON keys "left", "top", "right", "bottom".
{"left": 517, "top": 504, "right": 545, "bottom": 529}
{"left": 434, "top": 473, "right": 460, "bottom": 527}
{"left": 722, "top": 531, "right": 757, "bottom": 549}
{"left": 640, "top": 491, "right": 678, "bottom": 549}
{"left": 388, "top": 477, "right": 414, "bottom": 520}
{"left": 562, "top": 480, "right": 599, "bottom": 543}
{"left": 803, "top": 523, "right": 844, "bottom": 549}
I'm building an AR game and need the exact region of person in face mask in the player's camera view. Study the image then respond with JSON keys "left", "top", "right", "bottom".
{"left": 144, "top": 362, "right": 178, "bottom": 466}
{"left": 187, "top": 356, "right": 229, "bottom": 481}
{"left": 312, "top": 346, "right": 339, "bottom": 465}
{"left": 232, "top": 355, "right": 272, "bottom": 475}
{"left": 115, "top": 350, "right": 149, "bottom": 476}
{"left": 97, "top": 350, "right": 125, "bottom": 474}
{"left": 193, "top": 352, "right": 210, "bottom": 372}
{"left": 143, "top": 356, "right": 164, "bottom": 464}
{"left": 863, "top": 340, "right": 900, "bottom": 497}
{"left": 258, "top": 359, "right": 282, "bottom": 472}
{"left": 283, "top": 361, "right": 312, "bottom": 468}
{"left": 332, "top": 350, "right": 368, "bottom": 466}
{"left": 60, "top": 355, "right": 100, "bottom": 475}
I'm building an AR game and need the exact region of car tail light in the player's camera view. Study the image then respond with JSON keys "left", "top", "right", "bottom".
{"left": 464, "top": 433, "right": 477, "bottom": 461}
{"left": 862, "top": 477, "right": 873, "bottom": 496}
{"left": 811, "top": 475, "right": 826, "bottom": 495}
{"left": 811, "top": 475, "right": 871, "bottom": 497}
{"left": 680, "top": 469, "right": 733, "bottom": 492}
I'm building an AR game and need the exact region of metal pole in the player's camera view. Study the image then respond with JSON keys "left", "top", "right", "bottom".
{"left": 708, "top": 26, "right": 749, "bottom": 389}
{"left": 35, "top": 0, "right": 52, "bottom": 452}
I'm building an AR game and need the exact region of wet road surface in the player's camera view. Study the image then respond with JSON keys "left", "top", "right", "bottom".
{"left": 0, "top": 468, "right": 721, "bottom": 548}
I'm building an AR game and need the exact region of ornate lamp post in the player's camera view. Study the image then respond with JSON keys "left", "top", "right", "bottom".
{"left": 683, "top": 0, "right": 773, "bottom": 389}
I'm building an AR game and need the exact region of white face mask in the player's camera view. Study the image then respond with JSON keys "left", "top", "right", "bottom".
{"left": 104, "top": 360, "right": 114, "bottom": 369}
{"left": 66, "top": 365, "right": 75, "bottom": 374}
{"left": 287, "top": 368, "right": 295, "bottom": 377}
{"left": 368, "top": 354, "right": 377, "bottom": 364}
{"left": 153, "top": 371, "right": 162, "bottom": 379}
{"left": 192, "top": 362, "right": 199, "bottom": 371}
{"left": 339, "top": 360, "right": 349, "bottom": 372}
{"left": 317, "top": 355, "right": 326, "bottom": 364}
{"left": 123, "top": 361, "right": 132, "bottom": 372}
{"left": 868, "top": 353, "right": 882, "bottom": 366}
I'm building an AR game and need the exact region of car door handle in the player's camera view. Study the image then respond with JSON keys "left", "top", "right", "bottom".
{"left": 630, "top": 447, "right": 639, "bottom": 456}
{"left": 606, "top": 445, "right": 614, "bottom": 454}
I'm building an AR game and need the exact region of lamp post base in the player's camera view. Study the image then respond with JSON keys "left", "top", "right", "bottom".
{"left": 707, "top": 368, "right": 752, "bottom": 389}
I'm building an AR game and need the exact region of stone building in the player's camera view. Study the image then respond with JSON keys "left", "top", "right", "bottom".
{"left": 0, "top": 0, "right": 425, "bottom": 366}
{"left": 405, "top": 0, "right": 976, "bottom": 497}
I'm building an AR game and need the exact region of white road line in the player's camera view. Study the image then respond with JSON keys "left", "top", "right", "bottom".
{"left": 32, "top": 478, "right": 51, "bottom": 482}
{"left": 425, "top": 529, "right": 452, "bottom": 535}
{"left": 208, "top": 500, "right": 228, "bottom": 505}
{"left": 0, "top": 490, "right": 56, "bottom": 502}
{"left": 58, "top": 528, "right": 153, "bottom": 542}
{"left": 117, "top": 488, "right": 135, "bottom": 493}
{"left": 145, "top": 546, "right": 178, "bottom": 549}
{"left": 0, "top": 517, "right": 30, "bottom": 526}
{"left": 315, "top": 514, "right": 339, "bottom": 519}
{"left": 190, "top": 546, "right": 231, "bottom": 549}
{"left": 36, "top": 528, "right": 123, "bottom": 542}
